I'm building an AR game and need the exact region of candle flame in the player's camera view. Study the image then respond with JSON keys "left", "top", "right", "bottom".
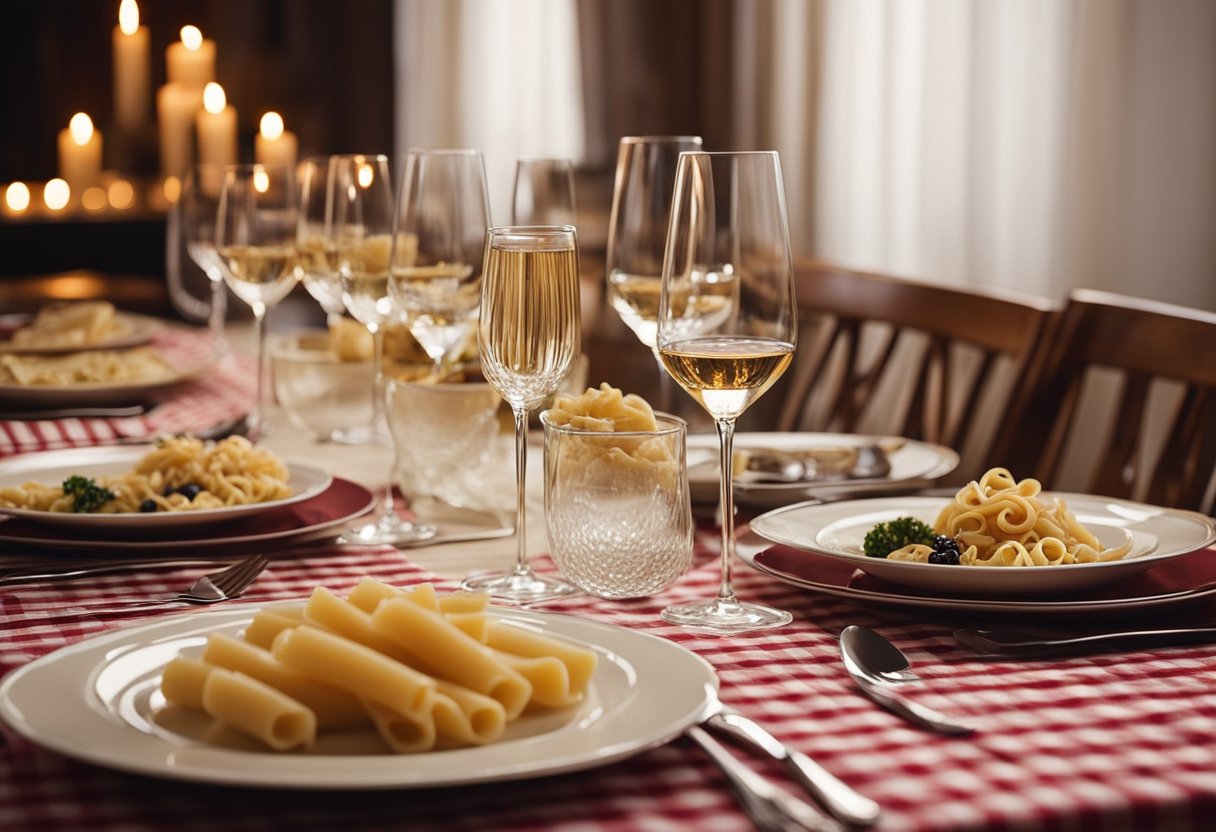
{"left": 181, "top": 25, "right": 203, "bottom": 51}
{"left": 5, "top": 182, "right": 31, "bottom": 213}
{"left": 259, "top": 112, "right": 284, "bottom": 141}
{"left": 82, "top": 187, "right": 107, "bottom": 212}
{"left": 357, "top": 162, "right": 374, "bottom": 189}
{"left": 253, "top": 167, "right": 271, "bottom": 193}
{"left": 203, "top": 82, "right": 226, "bottom": 115}
{"left": 69, "top": 113, "right": 94, "bottom": 146}
{"left": 108, "top": 179, "right": 136, "bottom": 210}
{"left": 119, "top": 0, "right": 139, "bottom": 35}
{"left": 44, "top": 179, "right": 71, "bottom": 211}
{"left": 163, "top": 176, "right": 182, "bottom": 204}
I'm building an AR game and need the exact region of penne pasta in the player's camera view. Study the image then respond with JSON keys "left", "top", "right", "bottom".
{"left": 362, "top": 698, "right": 436, "bottom": 753}
{"left": 485, "top": 620, "right": 597, "bottom": 695}
{"left": 202, "top": 668, "right": 316, "bottom": 751}
{"left": 242, "top": 606, "right": 307, "bottom": 650}
{"left": 161, "top": 656, "right": 214, "bottom": 710}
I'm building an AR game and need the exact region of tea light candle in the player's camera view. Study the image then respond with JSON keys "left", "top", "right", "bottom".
{"left": 166, "top": 25, "right": 216, "bottom": 87}
{"left": 58, "top": 113, "right": 103, "bottom": 194}
{"left": 157, "top": 82, "right": 202, "bottom": 179}
{"left": 254, "top": 112, "right": 298, "bottom": 168}
{"left": 196, "top": 82, "right": 237, "bottom": 177}
{"left": 4, "top": 182, "right": 32, "bottom": 217}
{"left": 112, "top": 0, "right": 151, "bottom": 133}
{"left": 44, "top": 179, "right": 71, "bottom": 212}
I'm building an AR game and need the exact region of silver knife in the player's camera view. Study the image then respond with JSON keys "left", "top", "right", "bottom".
{"left": 955, "top": 626, "right": 1216, "bottom": 657}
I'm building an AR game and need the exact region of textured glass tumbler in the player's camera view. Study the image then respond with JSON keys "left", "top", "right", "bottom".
{"left": 542, "top": 413, "right": 693, "bottom": 599}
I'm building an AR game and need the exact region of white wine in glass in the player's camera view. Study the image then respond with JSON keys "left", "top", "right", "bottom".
{"left": 215, "top": 163, "right": 300, "bottom": 440}
{"left": 296, "top": 156, "right": 347, "bottom": 326}
{"left": 464, "top": 225, "right": 581, "bottom": 603}
{"left": 657, "top": 151, "right": 797, "bottom": 634}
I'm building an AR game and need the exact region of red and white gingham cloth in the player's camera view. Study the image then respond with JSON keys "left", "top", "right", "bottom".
{"left": 1, "top": 542, "right": 1214, "bottom": 831}
{"left": 0, "top": 326, "right": 253, "bottom": 457}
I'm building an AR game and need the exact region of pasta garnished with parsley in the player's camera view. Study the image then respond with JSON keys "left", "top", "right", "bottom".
{"left": 0, "top": 435, "right": 291, "bottom": 514}
{"left": 887, "top": 467, "right": 1132, "bottom": 566}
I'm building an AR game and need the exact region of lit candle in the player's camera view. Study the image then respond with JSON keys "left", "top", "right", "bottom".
{"left": 157, "top": 82, "right": 203, "bottom": 179}
{"left": 4, "top": 182, "right": 32, "bottom": 217}
{"left": 166, "top": 25, "right": 216, "bottom": 87}
{"left": 58, "top": 113, "right": 103, "bottom": 195}
{"left": 112, "top": 0, "right": 151, "bottom": 133}
{"left": 44, "top": 179, "right": 71, "bottom": 213}
{"left": 254, "top": 112, "right": 298, "bottom": 168}
{"left": 196, "top": 82, "right": 237, "bottom": 192}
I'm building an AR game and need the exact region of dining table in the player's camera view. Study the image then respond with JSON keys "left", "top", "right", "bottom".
{"left": 1, "top": 319, "right": 1214, "bottom": 832}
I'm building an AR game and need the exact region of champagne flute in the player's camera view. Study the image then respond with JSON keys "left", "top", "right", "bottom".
{"left": 389, "top": 148, "right": 490, "bottom": 377}
{"left": 657, "top": 151, "right": 797, "bottom": 633}
{"left": 173, "top": 165, "right": 229, "bottom": 358}
{"left": 512, "top": 157, "right": 576, "bottom": 226}
{"left": 215, "top": 163, "right": 300, "bottom": 441}
{"left": 605, "top": 136, "right": 704, "bottom": 410}
{"left": 332, "top": 154, "right": 436, "bottom": 546}
{"left": 464, "top": 225, "right": 582, "bottom": 603}
{"left": 296, "top": 156, "right": 349, "bottom": 327}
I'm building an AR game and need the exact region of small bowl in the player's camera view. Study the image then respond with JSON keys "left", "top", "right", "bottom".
{"left": 272, "top": 332, "right": 375, "bottom": 442}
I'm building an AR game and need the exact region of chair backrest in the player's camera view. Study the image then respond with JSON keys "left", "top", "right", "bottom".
{"left": 989, "top": 288, "right": 1216, "bottom": 513}
{"left": 769, "top": 262, "right": 1057, "bottom": 481}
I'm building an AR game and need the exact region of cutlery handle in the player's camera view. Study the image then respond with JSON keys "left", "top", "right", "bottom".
{"left": 0, "top": 559, "right": 227, "bottom": 588}
{"left": 956, "top": 626, "right": 1216, "bottom": 657}
{"left": 858, "top": 681, "right": 975, "bottom": 736}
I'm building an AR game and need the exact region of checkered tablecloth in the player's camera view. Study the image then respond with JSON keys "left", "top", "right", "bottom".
{"left": 1, "top": 541, "right": 1214, "bottom": 832}
{"left": 0, "top": 326, "right": 253, "bottom": 457}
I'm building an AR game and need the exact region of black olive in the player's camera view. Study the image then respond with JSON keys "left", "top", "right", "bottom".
{"left": 178, "top": 483, "right": 203, "bottom": 500}
{"left": 139, "top": 499, "right": 158, "bottom": 513}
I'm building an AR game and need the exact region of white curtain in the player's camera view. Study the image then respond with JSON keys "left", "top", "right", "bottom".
{"left": 734, "top": 0, "right": 1216, "bottom": 311}
{"left": 393, "top": 0, "right": 586, "bottom": 226}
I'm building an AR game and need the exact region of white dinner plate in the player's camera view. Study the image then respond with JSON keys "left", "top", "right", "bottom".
{"left": 686, "top": 432, "right": 958, "bottom": 507}
{"left": 0, "top": 311, "right": 164, "bottom": 355}
{"left": 0, "top": 605, "right": 718, "bottom": 789}
{"left": 0, "top": 444, "right": 332, "bottom": 531}
{"left": 749, "top": 494, "right": 1216, "bottom": 596}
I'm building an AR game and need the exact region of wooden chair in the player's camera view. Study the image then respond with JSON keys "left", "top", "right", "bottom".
{"left": 988, "top": 289, "right": 1216, "bottom": 513}
{"left": 764, "top": 262, "right": 1057, "bottom": 481}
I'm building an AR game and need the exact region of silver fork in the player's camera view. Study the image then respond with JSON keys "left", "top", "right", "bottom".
{"left": 71, "top": 555, "right": 270, "bottom": 615}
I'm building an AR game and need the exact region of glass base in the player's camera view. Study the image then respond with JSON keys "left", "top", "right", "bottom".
{"left": 460, "top": 569, "right": 580, "bottom": 605}
{"left": 337, "top": 513, "right": 437, "bottom": 547}
{"left": 328, "top": 421, "right": 390, "bottom": 446}
{"left": 661, "top": 597, "right": 792, "bottom": 634}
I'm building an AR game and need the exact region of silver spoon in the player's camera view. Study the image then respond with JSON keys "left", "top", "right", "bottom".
{"left": 839, "top": 625, "right": 975, "bottom": 735}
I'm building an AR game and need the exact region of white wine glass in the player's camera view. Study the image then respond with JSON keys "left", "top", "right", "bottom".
{"left": 332, "top": 153, "right": 436, "bottom": 546}
{"left": 389, "top": 148, "right": 490, "bottom": 377}
{"left": 175, "top": 164, "right": 229, "bottom": 359}
{"left": 605, "top": 136, "right": 703, "bottom": 411}
{"left": 512, "top": 157, "right": 576, "bottom": 226}
{"left": 215, "top": 163, "right": 300, "bottom": 441}
{"left": 657, "top": 151, "right": 797, "bottom": 633}
{"left": 464, "top": 225, "right": 582, "bottom": 603}
{"left": 296, "top": 155, "right": 348, "bottom": 327}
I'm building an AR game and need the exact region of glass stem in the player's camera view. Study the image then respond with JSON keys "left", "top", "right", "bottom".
{"left": 369, "top": 325, "right": 385, "bottom": 428}
{"left": 379, "top": 446, "right": 398, "bottom": 521}
{"left": 511, "top": 406, "right": 532, "bottom": 577}
{"left": 715, "top": 417, "right": 738, "bottom": 605}
{"left": 250, "top": 304, "right": 267, "bottom": 440}
{"left": 651, "top": 349, "right": 672, "bottom": 414}
{"left": 207, "top": 275, "right": 228, "bottom": 359}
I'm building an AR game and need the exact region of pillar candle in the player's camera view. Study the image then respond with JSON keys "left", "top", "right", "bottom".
{"left": 112, "top": 0, "right": 151, "bottom": 133}
{"left": 196, "top": 82, "right": 237, "bottom": 193}
{"left": 254, "top": 112, "right": 298, "bottom": 168}
{"left": 166, "top": 25, "right": 216, "bottom": 87}
{"left": 58, "top": 113, "right": 103, "bottom": 195}
{"left": 157, "top": 82, "right": 203, "bottom": 179}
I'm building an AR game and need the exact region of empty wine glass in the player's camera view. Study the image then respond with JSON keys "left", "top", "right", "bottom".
{"left": 463, "top": 225, "right": 582, "bottom": 603}
{"left": 389, "top": 148, "right": 490, "bottom": 377}
{"left": 171, "top": 164, "right": 229, "bottom": 358}
{"left": 657, "top": 151, "right": 797, "bottom": 633}
{"left": 512, "top": 157, "right": 576, "bottom": 226}
{"left": 331, "top": 153, "right": 436, "bottom": 546}
{"left": 605, "top": 136, "right": 703, "bottom": 411}
{"left": 215, "top": 163, "right": 300, "bottom": 440}
{"left": 296, "top": 156, "right": 349, "bottom": 327}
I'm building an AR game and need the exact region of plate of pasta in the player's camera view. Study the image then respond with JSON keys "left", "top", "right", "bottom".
{"left": 0, "top": 437, "right": 332, "bottom": 530}
{"left": 0, "top": 303, "right": 163, "bottom": 355}
{"left": 749, "top": 468, "right": 1216, "bottom": 596}
{"left": 0, "top": 583, "right": 718, "bottom": 789}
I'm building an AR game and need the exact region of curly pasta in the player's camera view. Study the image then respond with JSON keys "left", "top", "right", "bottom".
{"left": 0, "top": 436, "right": 292, "bottom": 514}
{"left": 890, "top": 468, "right": 1132, "bottom": 566}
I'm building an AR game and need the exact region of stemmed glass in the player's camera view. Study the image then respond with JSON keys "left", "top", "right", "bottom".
{"left": 464, "top": 225, "right": 582, "bottom": 603}
{"left": 215, "top": 163, "right": 300, "bottom": 441}
{"left": 389, "top": 148, "right": 490, "bottom": 377}
{"left": 605, "top": 136, "right": 704, "bottom": 410}
{"left": 331, "top": 154, "right": 436, "bottom": 546}
{"left": 296, "top": 156, "right": 350, "bottom": 328}
{"left": 172, "top": 164, "right": 229, "bottom": 359}
{"left": 512, "top": 157, "right": 576, "bottom": 226}
{"left": 657, "top": 151, "right": 797, "bottom": 633}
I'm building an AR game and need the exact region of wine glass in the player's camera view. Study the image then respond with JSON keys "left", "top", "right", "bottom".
{"left": 172, "top": 164, "right": 229, "bottom": 358}
{"left": 464, "top": 225, "right": 582, "bottom": 603}
{"left": 605, "top": 136, "right": 704, "bottom": 410}
{"left": 215, "top": 163, "right": 300, "bottom": 441}
{"left": 389, "top": 148, "right": 490, "bottom": 377}
{"left": 512, "top": 157, "right": 576, "bottom": 226}
{"left": 296, "top": 156, "right": 349, "bottom": 327}
{"left": 657, "top": 151, "right": 797, "bottom": 633}
{"left": 331, "top": 153, "right": 436, "bottom": 546}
